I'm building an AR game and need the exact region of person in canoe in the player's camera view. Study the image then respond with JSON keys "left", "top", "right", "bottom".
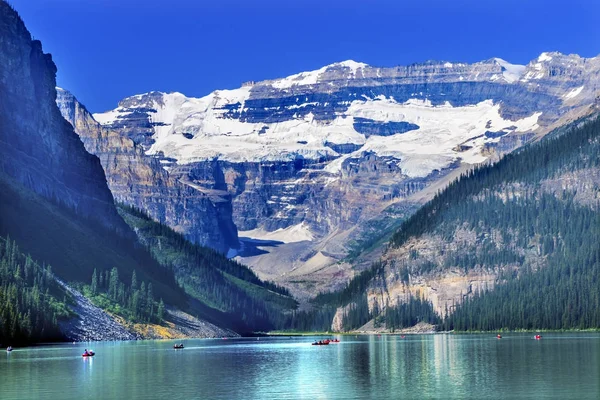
{"left": 83, "top": 349, "right": 95, "bottom": 356}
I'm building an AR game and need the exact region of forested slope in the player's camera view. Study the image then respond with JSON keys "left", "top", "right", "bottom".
{"left": 118, "top": 205, "right": 297, "bottom": 333}
{"left": 311, "top": 113, "right": 600, "bottom": 332}
{"left": 0, "top": 236, "right": 71, "bottom": 345}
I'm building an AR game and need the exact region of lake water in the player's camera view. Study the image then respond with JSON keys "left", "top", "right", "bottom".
{"left": 1, "top": 333, "right": 599, "bottom": 399}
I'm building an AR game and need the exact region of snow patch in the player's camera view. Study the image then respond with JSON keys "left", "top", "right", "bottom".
{"left": 493, "top": 58, "right": 526, "bottom": 83}
{"left": 335, "top": 60, "right": 369, "bottom": 71}
{"left": 338, "top": 98, "right": 540, "bottom": 177}
{"left": 94, "top": 108, "right": 123, "bottom": 125}
{"left": 270, "top": 60, "right": 368, "bottom": 89}
{"left": 271, "top": 66, "right": 328, "bottom": 89}
{"left": 564, "top": 86, "right": 584, "bottom": 100}
{"left": 239, "top": 223, "right": 314, "bottom": 243}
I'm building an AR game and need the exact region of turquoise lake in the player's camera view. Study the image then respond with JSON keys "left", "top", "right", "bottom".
{"left": 1, "top": 333, "right": 599, "bottom": 399}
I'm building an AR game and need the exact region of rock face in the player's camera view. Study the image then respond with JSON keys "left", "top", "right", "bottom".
{"left": 56, "top": 89, "right": 238, "bottom": 253}
{"left": 0, "top": 1, "right": 126, "bottom": 232}
{"left": 92, "top": 52, "right": 600, "bottom": 295}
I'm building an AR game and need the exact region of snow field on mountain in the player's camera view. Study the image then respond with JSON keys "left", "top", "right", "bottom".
{"left": 239, "top": 222, "right": 314, "bottom": 243}
{"left": 95, "top": 91, "right": 540, "bottom": 179}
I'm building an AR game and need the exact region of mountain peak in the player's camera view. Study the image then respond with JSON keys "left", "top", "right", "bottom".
{"left": 329, "top": 60, "right": 369, "bottom": 70}
{"left": 491, "top": 58, "right": 526, "bottom": 83}
{"left": 538, "top": 52, "right": 556, "bottom": 62}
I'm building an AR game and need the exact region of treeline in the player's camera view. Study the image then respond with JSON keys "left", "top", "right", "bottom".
{"left": 278, "top": 307, "right": 338, "bottom": 332}
{"left": 0, "top": 172, "right": 188, "bottom": 309}
{"left": 0, "top": 237, "right": 70, "bottom": 345}
{"left": 442, "top": 201, "right": 600, "bottom": 330}
{"left": 313, "top": 261, "right": 386, "bottom": 308}
{"left": 118, "top": 203, "right": 291, "bottom": 297}
{"left": 341, "top": 295, "right": 371, "bottom": 331}
{"left": 384, "top": 296, "right": 440, "bottom": 331}
{"left": 278, "top": 262, "right": 386, "bottom": 332}
{"left": 117, "top": 204, "right": 296, "bottom": 333}
{"left": 85, "top": 267, "right": 164, "bottom": 324}
{"left": 302, "top": 115, "right": 600, "bottom": 332}
{"left": 283, "top": 293, "right": 440, "bottom": 333}
{"left": 390, "top": 115, "right": 600, "bottom": 249}
{"left": 338, "top": 295, "right": 439, "bottom": 332}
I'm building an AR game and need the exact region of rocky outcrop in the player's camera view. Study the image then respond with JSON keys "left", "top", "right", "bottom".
{"left": 361, "top": 213, "right": 542, "bottom": 317}
{"left": 58, "top": 279, "right": 238, "bottom": 341}
{"left": 0, "top": 1, "right": 126, "bottom": 232}
{"left": 174, "top": 154, "right": 424, "bottom": 235}
{"left": 57, "top": 279, "right": 139, "bottom": 342}
{"left": 56, "top": 89, "right": 238, "bottom": 253}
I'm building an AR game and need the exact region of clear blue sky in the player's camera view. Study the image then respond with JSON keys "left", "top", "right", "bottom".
{"left": 10, "top": 0, "right": 600, "bottom": 112}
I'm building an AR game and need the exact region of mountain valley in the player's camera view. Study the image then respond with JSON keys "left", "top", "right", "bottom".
{"left": 84, "top": 52, "right": 600, "bottom": 299}
{"left": 1, "top": 0, "right": 599, "bottom": 343}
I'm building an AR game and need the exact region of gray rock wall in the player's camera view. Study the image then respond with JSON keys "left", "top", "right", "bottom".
{"left": 56, "top": 89, "right": 239, "bottom": 253}
{"left": 0, "top": 2, "right": 126, "bottom": 233}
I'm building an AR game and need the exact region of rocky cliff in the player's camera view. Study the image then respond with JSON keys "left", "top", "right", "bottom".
{"left": 0, "top": 1, "right": 125, "bottom": 232}
{"left": 56, "top": 89, "right": 238, "bottom": 253}
{"left": 92, "top": 52, "right": 600, "bottom": 297}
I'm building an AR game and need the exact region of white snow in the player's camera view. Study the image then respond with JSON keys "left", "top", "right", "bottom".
{"left": 271, "top": 66, "right": 328, "bottom": 89}
{"left": 521, "top": 69, "right": 545, "bottom": 82}
{"left": 564, "top": 86, "right": 584, "bottom": 100}
{"left": 336, "top": 60, "right": 369, "bottom": 71}
{"left": 269, "top": 60, "right": 368, "bottom": 89}
{"left": 322, "top": 98, "right": 541, "bottom": 177}
{"left": 93, "top": 107, "right": 124, "bottom": 125}
{"left": 95, "top": 89, "right": 542, "bottom": 179}
{"left": 493, "top": 58, "right": 526, "bottom": 83}
{"left": 538, "top": 52, "right": 553, "bottom": 62}
{"left": 444, "top": 62, "right": 453, "bottom": 68}
{"left": 239, "top": 222, "right": 314, "bottom": 243}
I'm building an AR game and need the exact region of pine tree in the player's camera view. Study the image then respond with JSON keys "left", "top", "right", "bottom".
{"left": 91, "top": 268, "right": 98, "bottom": 295}
{"left": 131, "top": 270, "right": 138, "bottom": 291}
{"left": 157, "top": 298, "right": 165, "bottom": 321}
{"left": 109, "top": 267, "right": 119, "bottom": 300}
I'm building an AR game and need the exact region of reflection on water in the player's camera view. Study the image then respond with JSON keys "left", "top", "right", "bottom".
{"left": 1, "top": 334, "right": 599, "bottom": 399}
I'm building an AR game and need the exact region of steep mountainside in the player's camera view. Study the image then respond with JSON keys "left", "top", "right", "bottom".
{"left": 0, "top": 2, "right": 127, "bottom": 233}
{"left": 93, "top": 53, "right": 600, "bottom": 297}
{"left": 56, "top": 89, "right": 238, "bottom": 253}
{"left": 0, "top": 1, "right": 290, "bottom": 341}
{"left": 116, "top": 204, "right": 297, "bottom": 333}
{"left": 318, "top": 112, "right": 600, "bottom": 332}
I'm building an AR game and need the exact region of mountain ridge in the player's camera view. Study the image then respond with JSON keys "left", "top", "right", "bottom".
{"left": 85, "top": 49, "right": 600, "bottom": 299}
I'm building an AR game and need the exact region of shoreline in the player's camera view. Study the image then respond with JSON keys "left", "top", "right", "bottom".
{"left": 266, "top": 328, "right": 600, "bottom": 336}
{"left": 6, "top": 328, "right": 599, "bottom": 348}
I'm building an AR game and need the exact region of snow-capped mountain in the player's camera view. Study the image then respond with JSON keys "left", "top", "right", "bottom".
{"left": 90, "top": 52, "right": 600, "bottom": 297}
{"left": 57, "top": 89, "right": 238, "bottom": 253}
{"left": 95, "top": 53, "right": 597, "bottom": 173}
